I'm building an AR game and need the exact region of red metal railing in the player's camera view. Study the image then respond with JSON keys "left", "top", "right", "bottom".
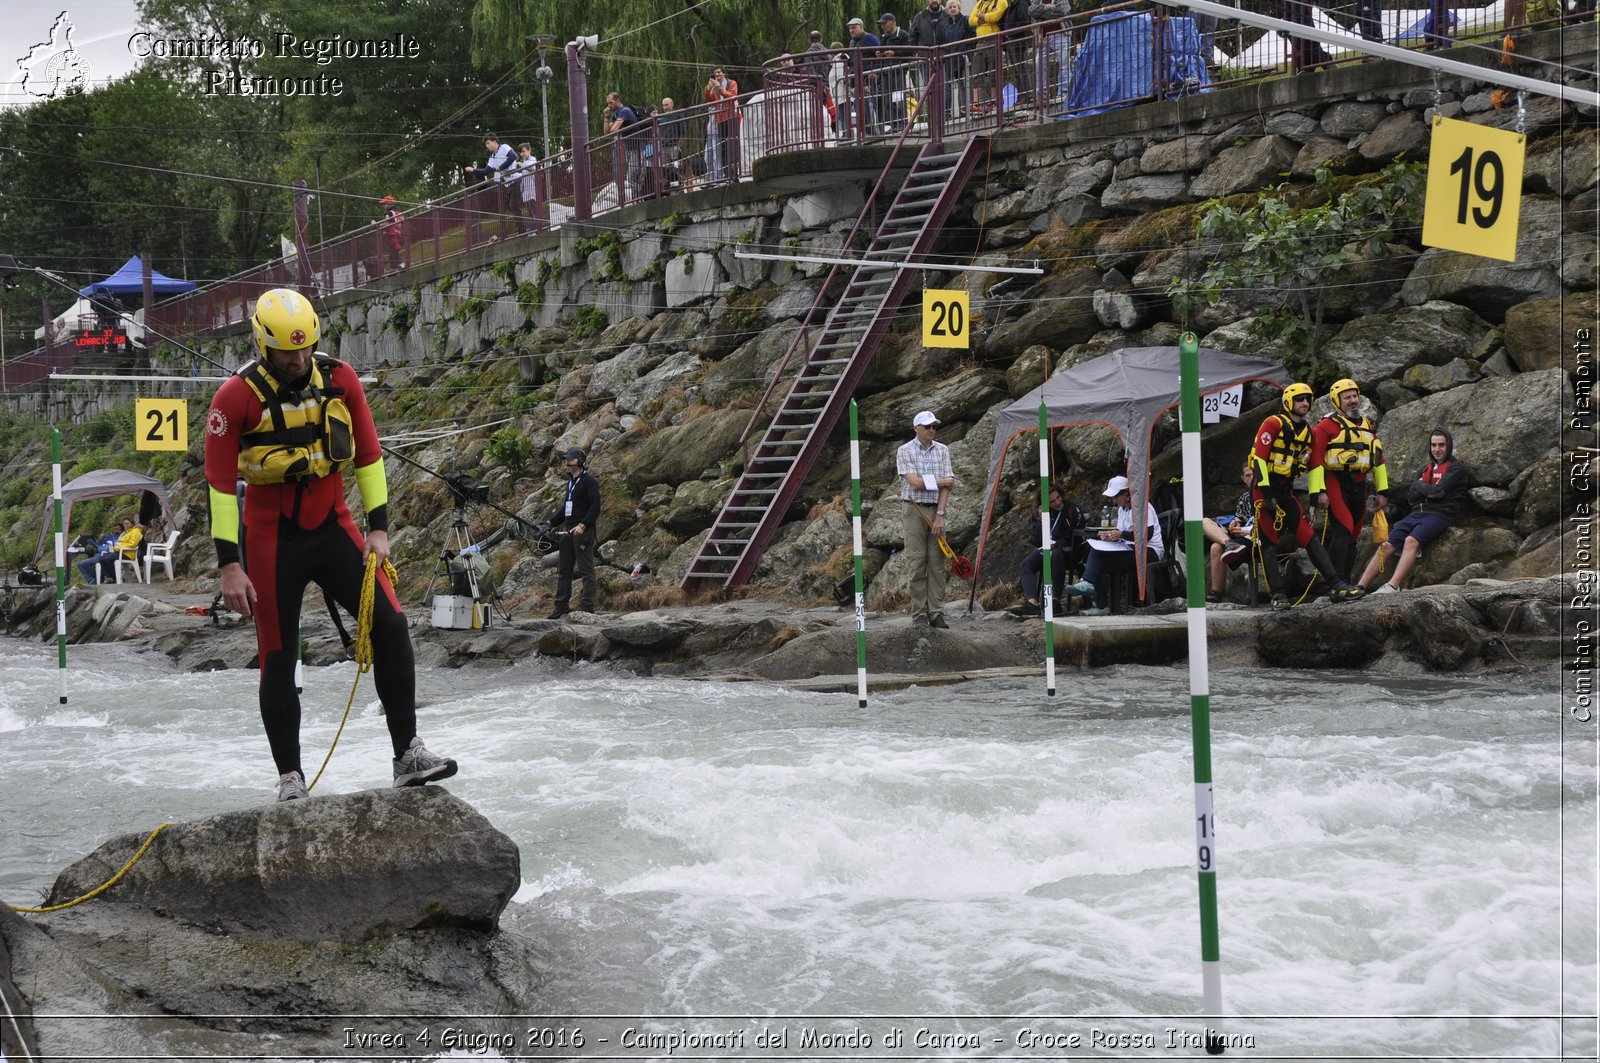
{"left": 6, "top": 3, "right": 1578, "bottom": 392}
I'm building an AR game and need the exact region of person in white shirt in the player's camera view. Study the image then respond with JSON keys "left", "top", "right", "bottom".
{"left": 1064, "top": 474, "right": 1163, "bottom": 616}
{"left": 895, "top": 410, "right": 956, "bottom": 628}
{"left": 508, "top": 142, "right": 539, "bottom": 230}
{"left": 462, "top": 133, "right": 514, "bottom": 185}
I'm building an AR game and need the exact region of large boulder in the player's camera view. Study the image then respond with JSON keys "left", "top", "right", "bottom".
{"left": 1375, "top": 368, "right": 1570, "bottom": 487}
{"left": 1407, "top": 522, "right": 1524, "bottom": 584}
{"left": 663, "top": 477, "right": 737, "bottom": 534}
{"left": 1320, "top": 300, "right": 1494, "bottom": 385}
{"left": 855, "top": 367, "right": 1007, "bottom": 439}
{"left": 698, "top": 323, "right": 799, "bottom": 406}
{"left": 1503, "top": 289, "right": 1599, "bottom": 375}
{"left": 586, "top": 341, "right": 671, "bottom": 403}
{"left": 982, "top": 266, "right": 1103, "bottom": 357}
{"left": 1398, "top": 196, "right": 1566, "bottom": 320}
{"left": 1188, "top": 135, "right": 1299, "bottom": 199}
{"left": 43, "top": 787, "right": 519, "bottom": 944}
{"left": 624, "top": 406, "right": 751, "bottom": 493}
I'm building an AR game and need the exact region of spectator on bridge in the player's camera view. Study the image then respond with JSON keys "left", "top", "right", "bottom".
{"left": 658, "top": 98, "right": 687, "bottom": 189}
{"left": 874, "top": 13, "right": 913, "bottom": 132}
{"left": 845, "top": 19, "right": 883, "bottom": 133}
{"left": 603, "top": 92, "right": 645, "bottom": 200}
{"left": 702, "top": 66, "right": 740, "bottom": 183}
{"left": 942, "top": 0, "right": 975, "bottom": 114}
{"left": 794, "top": 32, "right": 838, "bottom": 133}
{"left": 509, "top": 143, "right": 539, "bottom": 231}
{"left": 968, "top": 0, "right": 1007, "bottom": 114}
{"left": 910, "top": 0, "right": 951, "bottom": 47}
{"left": 801, "top": 29, "right": 832, "bottom": 68}
{"left": 829, "top": 41, "right": 852, "bottom": 137}
{"left": 462, "top": 133, "right": 514, "bottom": 185}
{"left": 374, "top": 195, "right": 405, "bottom": 271}
{"left": 1030, "top": 0, "right": 1071, "bottom": 107}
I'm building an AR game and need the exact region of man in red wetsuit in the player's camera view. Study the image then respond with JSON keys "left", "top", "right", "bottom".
{"left": 1308, "top": 377, "right": 1388, "bottom": 592}
{"left": 1250, "top": 381, "right": 1359, "bottom": 610}
{"left": 204, "top": 287, "right": 456, "bottom": 802}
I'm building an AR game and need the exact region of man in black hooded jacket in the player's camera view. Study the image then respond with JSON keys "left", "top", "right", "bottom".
{"left": 1355, "top": 427, "right": 1470, "bottom": 595}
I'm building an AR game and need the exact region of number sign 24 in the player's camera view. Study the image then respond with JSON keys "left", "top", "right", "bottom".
{"left": 1422, "top": 116, "right": 1524, "bottom": 264}
{"left": 135, "top": 398, "right": 188, "bottom": 452}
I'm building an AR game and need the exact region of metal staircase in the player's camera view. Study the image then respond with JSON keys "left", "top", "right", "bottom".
{"left": 681, "top": 135, "right": 989, "bottom": 593}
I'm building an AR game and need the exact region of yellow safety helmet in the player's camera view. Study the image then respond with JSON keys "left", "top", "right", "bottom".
{"left": 1281, "top": 382, "right": 1313, "bottom": 413}
{"left": 1329, "top": 378, "right": 1361, "bottom": 405}
{"left": 251, "top": 288, "right": 320, "bottom": 357}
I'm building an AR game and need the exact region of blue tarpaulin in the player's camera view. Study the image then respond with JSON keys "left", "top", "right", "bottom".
{"left": 1393, "top": 9, "right": 1458, "bottom": 41}
{"left": 77, "top": 255, "right": 197, "bottom": 298}
{"left": 1066, "top": 12, "right": 1209, "bottom": 117}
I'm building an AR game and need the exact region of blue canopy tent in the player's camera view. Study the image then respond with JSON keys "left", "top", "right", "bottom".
{"left": 77, "top": 255, "right": 197, "bottom": 298}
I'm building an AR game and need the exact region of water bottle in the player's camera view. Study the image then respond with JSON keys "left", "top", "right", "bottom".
{"left": 1100, "top": 506, "right": 1112, "bottom": 529}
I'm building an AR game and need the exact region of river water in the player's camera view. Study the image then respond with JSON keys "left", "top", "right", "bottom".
{"left": 1, "top": 637, "right": 1594, "bottom": 1061}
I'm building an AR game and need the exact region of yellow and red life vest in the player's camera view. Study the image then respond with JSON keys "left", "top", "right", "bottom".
{"left": 236, "top": 356, "right": 355, "bottom": 485}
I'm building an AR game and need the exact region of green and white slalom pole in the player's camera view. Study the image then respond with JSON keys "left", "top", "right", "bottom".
{"left": 849, "top": 400, "right": 868, "bottom": 708}
{"left": 1179, "top": 331, "right": 1225, "bottom": 1053}
{"left": 50, "top": 427, "right": 68, "bottom": 704}
{"left": 1037, "top": 401, "right": 1056, "bottom": 696}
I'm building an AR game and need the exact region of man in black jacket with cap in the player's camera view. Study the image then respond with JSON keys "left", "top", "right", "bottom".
{"left": 550, "top": 448, "right": 601, "bottom": 618}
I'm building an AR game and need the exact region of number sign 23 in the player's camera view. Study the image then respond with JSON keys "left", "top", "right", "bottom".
{"left": 922, "top": 288, "right": 970, "bottom": 349}
{"left": 136, "top": 398, "right": 187, "bottom": 452}
{"left": 1422, "top": 116, "right": 1524, "bottom": 263}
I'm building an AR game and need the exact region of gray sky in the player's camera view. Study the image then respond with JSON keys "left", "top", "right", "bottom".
{"left": 3, "top": 0, "right": 145, "bottom": 110}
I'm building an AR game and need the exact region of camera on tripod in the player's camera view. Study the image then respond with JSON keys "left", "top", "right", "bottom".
{"left": 443, "top": 471, "right": 490, "bottom": 507}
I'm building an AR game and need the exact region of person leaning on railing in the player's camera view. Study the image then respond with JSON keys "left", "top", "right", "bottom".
{"left": 461, "top": 133, "right": 514, "bottom": 186}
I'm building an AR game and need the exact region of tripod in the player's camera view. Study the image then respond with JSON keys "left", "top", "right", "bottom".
{"left": 425, "top": 507, "right": 504, "bottom": 628}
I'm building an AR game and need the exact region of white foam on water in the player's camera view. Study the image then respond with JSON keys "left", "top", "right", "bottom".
{"left": 1, "top": 645, "right": 1589, "bottom": 1059}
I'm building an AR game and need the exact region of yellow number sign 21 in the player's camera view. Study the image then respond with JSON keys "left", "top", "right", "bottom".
{"left": 1422, "top": 115, "right": 1524, "bottom": 263}
{"left": 135, "top": 398, "right": 187, "bottom": 452}
{"left": 922, "top": 288, "right": 969, "bottom": 349}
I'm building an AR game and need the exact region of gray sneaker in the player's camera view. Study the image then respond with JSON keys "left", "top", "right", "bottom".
{"left": 393, "top": 737, "right": 458, "bottom": 788}
{"left": 276, "top": 771, "right": 309, "bottom": 802}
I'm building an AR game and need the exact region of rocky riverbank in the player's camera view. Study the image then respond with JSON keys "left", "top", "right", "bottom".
{"left": 0, "top": 571, "right": 1577, "bottom": 680}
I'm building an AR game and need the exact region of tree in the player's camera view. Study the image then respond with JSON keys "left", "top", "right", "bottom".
{"left": 1168, "top": 159, "right": 1426, "bottom": 381}
{"left": 468, "top": 0, "right": 862, "bottom": 137}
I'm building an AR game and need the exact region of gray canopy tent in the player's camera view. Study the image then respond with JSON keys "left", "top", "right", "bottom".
{"left": 32, "top": 469, "right": 175, "bottom": 565}
{"left": 974, "top": 345, "right": 1292, "bottom": 599}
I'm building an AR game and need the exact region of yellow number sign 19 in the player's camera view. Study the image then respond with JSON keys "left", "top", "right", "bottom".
{"left": 922, "top": 288, "right": 970, "bottom": 349}
{"left": 1422, "top": 115, "right": 1524, "bottom": 263}
{"left": 135, "top": 398, "right": 187, "bottom": 452}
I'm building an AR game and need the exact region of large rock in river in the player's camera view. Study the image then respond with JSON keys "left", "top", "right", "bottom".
{"left": 44, "top": 786, "right": 520, "bottom": 943}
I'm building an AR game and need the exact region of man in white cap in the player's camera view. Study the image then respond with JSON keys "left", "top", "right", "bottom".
{"left": 897, "top": 410, "right": 956, "bottom": 628}
{"left": 1063, "top": 474, "right": 1164, "bottom": 616}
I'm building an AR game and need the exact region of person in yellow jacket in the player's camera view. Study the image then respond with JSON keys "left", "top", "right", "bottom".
{"left": 77, "top": 517, "right": 142, "bottom": 585}
{"left": 968, "top": 0, "right": 1007, "bottom": 113}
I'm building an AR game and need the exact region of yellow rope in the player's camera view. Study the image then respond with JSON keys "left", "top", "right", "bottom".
{"left": 307, "top": 553, "right": 395, "bottom": 793}
{"left": 7, "top": 822, "right": 174, "bottom": 913}
{"left": 6, "top": 553, "right": 398, "bottom": 914}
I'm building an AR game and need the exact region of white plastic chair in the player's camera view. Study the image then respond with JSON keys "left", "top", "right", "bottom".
{"left": 144, "top": 531, "right": 180, "bottom": 582}
{"left": 114, "top": 551, "right": 143, "bottom": 584}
